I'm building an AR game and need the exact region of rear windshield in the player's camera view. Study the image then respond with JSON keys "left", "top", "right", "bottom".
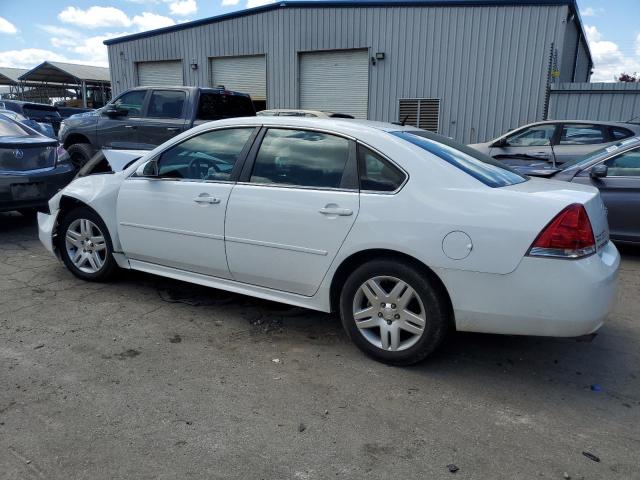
{"left": 196, "top": 93, "right": 255, "bottom": 121}
{"left": 392, "top": 130, "right": 527, "bottom": 187}
{"left": 561, "top": 136, "right": 640, "bottom": 170}
{"left": 0, "top": 116, "right": 29, "bottom": 137}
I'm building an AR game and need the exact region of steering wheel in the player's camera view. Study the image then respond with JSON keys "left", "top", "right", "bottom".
{"left": 187, "top": 157, "right": 222, "bottom": 179}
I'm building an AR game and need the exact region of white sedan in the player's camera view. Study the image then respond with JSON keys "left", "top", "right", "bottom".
{"left": 38, "top": 117, "right": 620, "bottom": 365}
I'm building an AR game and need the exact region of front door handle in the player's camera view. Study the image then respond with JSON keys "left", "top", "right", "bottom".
{"left": 319, "top": 206, "right": 353, "bottom": 216}
{"left": 193, "top": 194, "right": 221, "bottom": 205}
{"left": 166, "top": 127, "right": 181, "bottom": 132}
{"left": 124, "top": 125, "right": 137, "bottom": 129}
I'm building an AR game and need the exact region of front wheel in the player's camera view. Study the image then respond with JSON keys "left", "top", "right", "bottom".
{"left": 340, "top": 259, "right": 451, "bottom": 365}
{"left": 57, "top": 207, "right": 117, "bottom": 281}
{"left": 66, "top": 143, "right": 94, "bottom": 169}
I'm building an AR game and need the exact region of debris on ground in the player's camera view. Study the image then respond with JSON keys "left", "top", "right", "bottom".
{"left": 33, "top": 344, "right": 44, "bottom": 349}
{"left": 169, "top": 334, "right": 182, "bottom": 344}
{"left": 563, "top": 472, "right": 571, "bottom": 479}
{"left": 590, "top": 384, "right": 602, "bottom": 392}
{"left": 298, "top": 423, "right": 306, "bottom": 432}
{"left": 272, "top": 358, "right": 281, "bottom": 364}
{"left": 114, "top": 349, "right": 141, "bottom": 360}
{"left": 582, "top": 451, "right": 600, "bottom": 462}
{"left": 447, "top": 464, "right": 459, "bottom": 473}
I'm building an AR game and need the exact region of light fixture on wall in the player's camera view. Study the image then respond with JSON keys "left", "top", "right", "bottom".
{"left": 371, "top": 52, "right": 385, "bottom": 66}
{"left": 190, "top": 59, "right": 198, "bottom": 70}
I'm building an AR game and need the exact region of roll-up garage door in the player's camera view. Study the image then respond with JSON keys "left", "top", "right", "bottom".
{"left": 209, "top": 55, "right": 266, "bottom": 101}
{"left": 299, "top": 49, "right": 369, "bottom": 119}
{"left": 137, "top": 60, "right": 183, "bottom": 87}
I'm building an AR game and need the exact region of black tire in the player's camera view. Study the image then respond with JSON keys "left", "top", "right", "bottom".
{"left": 340, "top": 259, "right": 451, "bottom": 365}
{"left": 56, "top": 207, "right": 117, "bottom": 282}
{"left": 67, "top": 143, "right": 95, "bottom": 169}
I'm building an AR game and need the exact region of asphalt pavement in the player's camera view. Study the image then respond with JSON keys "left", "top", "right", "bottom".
{"left": 1, "top": 211, "right": 639, "bottom": 479}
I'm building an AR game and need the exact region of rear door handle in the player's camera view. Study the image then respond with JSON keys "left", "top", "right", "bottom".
{"left": 193, "top": 194, "right": 221, "bottom": 205}
{"left": 124, "top": 125, "right": 137, "bottom": 129}
{"left": 319, "top": 207, "right": 353, "bottom": 216}
{"left": 166, "top": 127, "right": 181, "bottom": 132}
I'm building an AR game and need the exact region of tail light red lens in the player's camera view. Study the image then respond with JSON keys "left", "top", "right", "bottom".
{"left": 528, "top": 204, "right": 596, "bottom": 259}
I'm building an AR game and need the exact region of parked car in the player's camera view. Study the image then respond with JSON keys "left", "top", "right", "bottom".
{"left": 40, "top": 117, "right": 619, "bottom": 364}
{"left": 512, "top": 136, "right": 640, "bottom": 245}
{"left": 469, "top": 120, "right": 640, "bottom": 166}
{"left": 0, "top": 100, "right": 62, "bottom": 137}
{"left": 257, "top": 109, "right": 354, "bottom": 119}
{"left": 0, "top": 113, "right": 75, "bottom": 215}
{"left": 59, "top": 86, "right": 256, "bottom": 167}
{"left": 0, "top": 109, "right": 56, "bottom": 138}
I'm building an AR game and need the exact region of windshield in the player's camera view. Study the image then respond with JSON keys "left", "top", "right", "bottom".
{"left": 392, "top": 130, "right": 527, "bottom": 187}
{"left": 561, "top": 136, "right": 640, "bottom": 170}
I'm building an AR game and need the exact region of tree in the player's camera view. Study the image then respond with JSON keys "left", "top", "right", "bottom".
{"left": 618, "top": 72, "right": 639, "bottom": 82}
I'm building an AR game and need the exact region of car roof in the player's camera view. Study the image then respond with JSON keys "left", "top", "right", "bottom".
{"left": 123, "top": 85, "right": 251, "bottom": 97}
{"left": 524, "top": 119, "right": 640, "bottom": 128}
{"left": 198, "top": 115, "right": 421, "bottom": 134}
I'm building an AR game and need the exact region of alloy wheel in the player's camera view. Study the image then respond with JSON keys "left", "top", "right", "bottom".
{"left": 352, "top": 276, "right": 427, "bottom": 351}
{"left": 64, "top": 218, "right": 108, "bottom": 274}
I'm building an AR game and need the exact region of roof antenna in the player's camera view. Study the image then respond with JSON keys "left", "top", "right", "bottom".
{"left": 626, "top": 115, "right": 640, "bottom": 123}
{"left": 400, "top": 114, "right": 409, "bottom": 126}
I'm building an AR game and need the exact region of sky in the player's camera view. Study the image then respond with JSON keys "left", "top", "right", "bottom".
{"left": 0, "top": 0, "right": 638, "bottom": 82}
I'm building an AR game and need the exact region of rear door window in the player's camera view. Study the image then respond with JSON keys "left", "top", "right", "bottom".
{"left": 250, "top": 129, "right": 351, "bottom": 188}
{"left": 196, "top": 93, "right": 255, "bottom": 121}
{"left": 559, "top": 124, "right": 606, "bottom": 145}
{"left": 147, "top": 90, "right": 186, "bottom": 119}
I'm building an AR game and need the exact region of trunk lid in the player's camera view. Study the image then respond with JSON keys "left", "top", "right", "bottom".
{"left": 0, "top": 136, "right": 57, "bottom": 172}
{"left": 504, "top": 177, "right": 609, "bottom": 252}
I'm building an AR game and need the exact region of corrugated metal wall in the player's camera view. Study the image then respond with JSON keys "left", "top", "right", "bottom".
{"left": 549, "top": 83, "right": 640, "bottom": 122}
{"left": 107, "top": 4, "right": 570, "bottom": 143}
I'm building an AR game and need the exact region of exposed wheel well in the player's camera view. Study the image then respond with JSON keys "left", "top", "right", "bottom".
{"left": 329, "top": 249, "right": 454, "bottom": 319}
{"left": 63, "top": 134, "right": 91, "bottom": 149}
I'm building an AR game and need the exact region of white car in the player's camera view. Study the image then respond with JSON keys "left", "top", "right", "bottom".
{"left": 38, "top": 117, "right": 620, "bottom": 365}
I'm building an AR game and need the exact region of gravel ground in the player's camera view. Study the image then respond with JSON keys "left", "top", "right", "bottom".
{"left": 1, "top": 211, "right": 639, "bottom": 480}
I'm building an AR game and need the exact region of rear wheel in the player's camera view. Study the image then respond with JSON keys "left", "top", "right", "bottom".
{"left": 67, "top": 143, "right": 94, "bottom": 169}
{"left": 57, "top": 207, "right": 117, "bottom": 281}
{"left": 340, "top": 259, "right": 451, "bottom": 365}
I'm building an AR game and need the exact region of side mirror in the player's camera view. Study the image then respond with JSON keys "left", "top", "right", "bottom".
{"left": 135, "top": 160, "right": 158, "bottom": 178}
{"left": 590, "top": 164, "right": 608, "bottom": 179}
{"left": 491, "top": 138, "right": 507, "bottom": 148}
{"left": 103, "top": 105, "right": 127, "bottom": 117}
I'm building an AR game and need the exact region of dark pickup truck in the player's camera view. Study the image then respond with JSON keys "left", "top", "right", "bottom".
{"left": 58, "top": 86, "right": 255, "bottom": 166}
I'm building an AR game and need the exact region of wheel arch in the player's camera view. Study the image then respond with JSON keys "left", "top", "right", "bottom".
{"left": 63, "top": 133, "right": 91, "bottom": 149}
{"left": 57, "top": 195, "right": 118, "bottom": 248}
{"left": 329, "top": 249, "right": 454, "bottom": 319}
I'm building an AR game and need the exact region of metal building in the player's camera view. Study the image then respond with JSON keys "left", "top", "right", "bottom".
{"left": 104, "top": 0, "right": 592, "bottom": 143}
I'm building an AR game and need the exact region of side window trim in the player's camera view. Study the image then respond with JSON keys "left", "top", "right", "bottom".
{"left": 238, "top": 127, "right": 358, "bottom": 191}
{"left": 356, "top": 141, "right": 409, "bottom": 194}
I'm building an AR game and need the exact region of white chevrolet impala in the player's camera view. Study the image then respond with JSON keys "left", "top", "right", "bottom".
{"left": 38, "top": 117, "right": 620, "bottom": 364}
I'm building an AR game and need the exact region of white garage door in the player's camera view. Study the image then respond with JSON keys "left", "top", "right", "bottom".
{"left": 209, "top": 55, "right": 266, "bottom": 101}
{"left": 137, "top": 60, "right": 183, "bottom": 87}
{"left": 299, "top": 49, "right": 369, "bottom": 119}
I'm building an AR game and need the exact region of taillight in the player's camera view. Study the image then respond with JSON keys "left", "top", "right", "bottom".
{"left": 528, "top": 204, "right": 596, "bottom": 259}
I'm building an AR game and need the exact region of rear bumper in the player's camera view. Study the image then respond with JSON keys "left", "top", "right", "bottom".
{"left": 439, "top": 241, "right": 620, "bottom": 337}
{"left": 0, "top": 165, "right": 75, "bottom": 212}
